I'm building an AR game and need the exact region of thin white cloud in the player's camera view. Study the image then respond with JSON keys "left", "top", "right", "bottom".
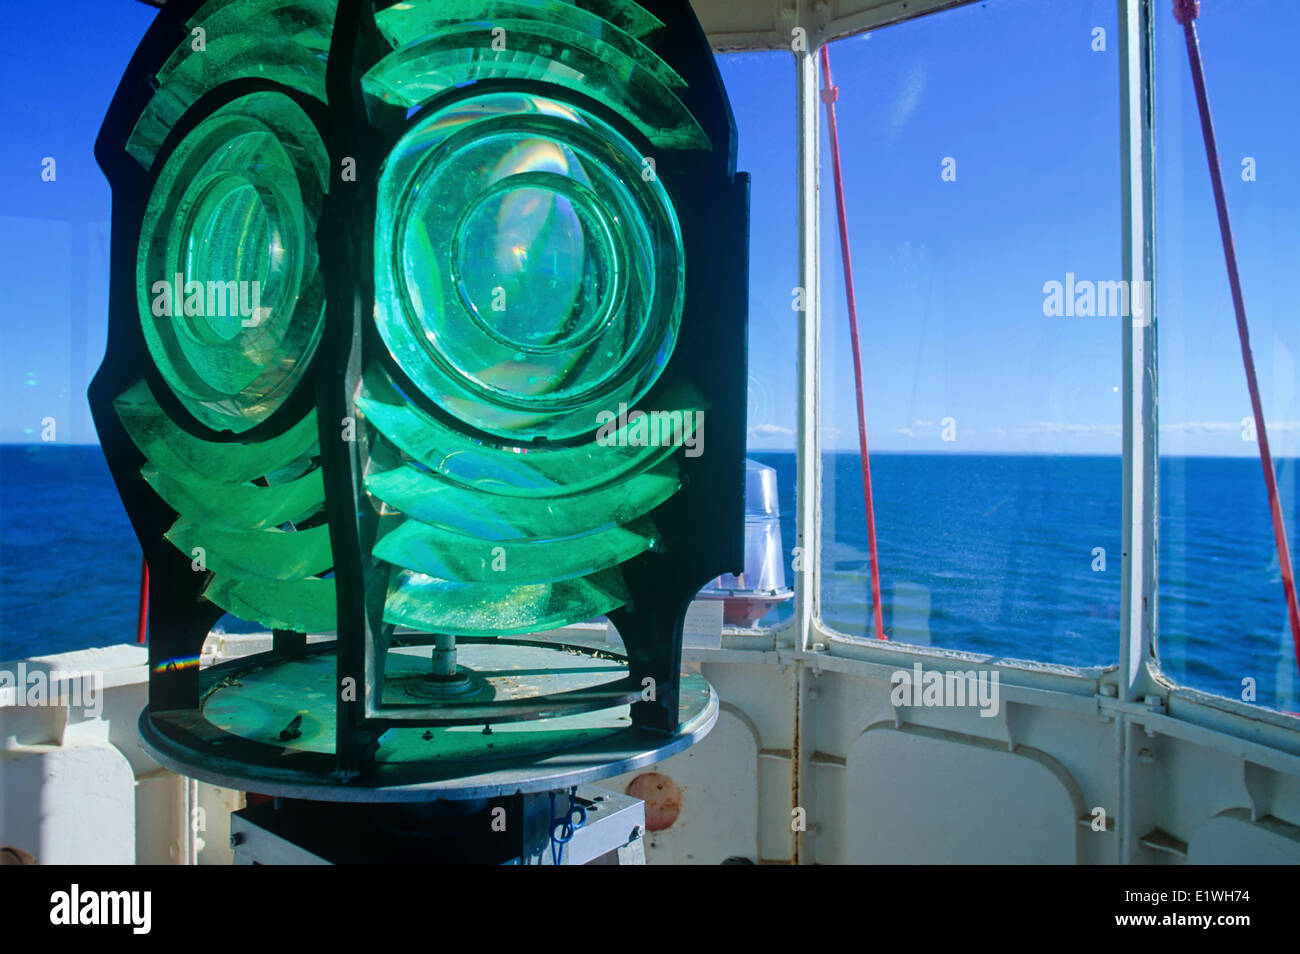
{"left": 1008, "top": 420, "right": 1300, "bottom": 439}
{"left": 1019, "top": 421, "right": 1122, "bottom": 435}
{"left": 749, "top": 423, "right": 796, "bottom": 438}
{"left": 1160, "top": 420, "right": 1300, "bottom": 433}
{"left": 889, "top": 64, "right": 925, "bottom": 142}
{"left": 1159, "top": 421, "right": 1237, "bottom": 434}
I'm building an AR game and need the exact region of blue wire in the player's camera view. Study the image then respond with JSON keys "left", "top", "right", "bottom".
{"left": 549, "top": 787, "right": 586, "bottom": 865}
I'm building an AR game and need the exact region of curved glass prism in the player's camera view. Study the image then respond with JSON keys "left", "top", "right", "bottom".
{"left": 378, "top": 0, "right": 666, "bottom": 45}
{"left": 364, "top": 460, "right": 679, "bottom": 541}
{"left": 362, "top": 25, "right": 707, "bottom": 151}
{"left": 373, "top": 516, "right": 657, "bottom": 584}
{"left": 115, "top": 380, "right": 319, "bottom": 486}
{"left": 204, "top": 576, "right": 337, "bottom": 633}
{"left": 188, "top": 0, "right": 333, "bottom": 55}
{"left": 569, "top": 0, "right": 665, "bottom": 38}
{"left": 126, "top": 18, "right": 330, "bottom": 168}
{"left": 357, "top": 365, "right": 702, "bottom": 497}
{"left": 374, "top": 0, "right": 685, "bottom": 89}
{"left": 141, "top": 466, "right": 324, "bottom": 532}
{"left": 383, "top": 567, "right": 629, "bottom": 636}
{"left": 166, "top": 521, "right": 333, "bottom": 582}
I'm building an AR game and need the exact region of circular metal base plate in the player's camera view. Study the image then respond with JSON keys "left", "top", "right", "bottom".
{"left": 138, "top": 640, "right": 717, "bottom": 802}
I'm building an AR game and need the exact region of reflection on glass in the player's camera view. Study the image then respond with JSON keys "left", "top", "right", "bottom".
{"left": 719, "top": 49, "right": 798, "bottom": 631}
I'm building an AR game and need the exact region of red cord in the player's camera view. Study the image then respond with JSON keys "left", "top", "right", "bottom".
{"left": 1177, "top": 5, "right": 1300, "bottom": 679}
{"left": 819, "top": 46, "right": 887, "bottom": 640}
{"left": 136, "top": 555, "right": 149, "bottom": 645}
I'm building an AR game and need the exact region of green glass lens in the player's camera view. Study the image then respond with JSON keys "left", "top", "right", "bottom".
{"left": 450, "top": 173, "right": 623, "bottom": 355}
{"left": 374, "top": 91, "right": 685, "bottom": 440}
{"left": 136, "top": 91, "right": 328, "bottom": 433}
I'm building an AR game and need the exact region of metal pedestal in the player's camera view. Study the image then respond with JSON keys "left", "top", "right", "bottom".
{"left": 139, "top": 640, "right": 717, "bottom": 800}
{"left": 230, "top": 785, "right": 646, "bottom": 865}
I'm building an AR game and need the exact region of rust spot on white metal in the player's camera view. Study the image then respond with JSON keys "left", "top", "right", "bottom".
{"left": 627, "top": 772, "right": 681, "bottom": 831}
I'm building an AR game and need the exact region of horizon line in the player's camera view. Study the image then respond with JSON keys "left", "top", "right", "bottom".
{"left": 5, "top": 442, "right": 1299, "bottom": 462}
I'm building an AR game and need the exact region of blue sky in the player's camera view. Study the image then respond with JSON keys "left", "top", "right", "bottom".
{"left": 0, "top": 0, "right": 155, "bottom": 444}
{"left": 0, "top": 0, "right": 1296, "bottom": 458}
{"left": 726, "top": 0, "right": 1300, "bottom": 456}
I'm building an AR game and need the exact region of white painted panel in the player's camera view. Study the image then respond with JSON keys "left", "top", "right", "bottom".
{"left": 1187, "top": 809, "right": 1300, "bottom": 865}
{"left": 695, "top": 0, "right": 977, "bottom": 50}
{"left": 602, "top": 705, "right": 761, "bottom": 864}
{"left": 1, "top": 741, "right": 136, "bottom": 864}
{"left": 846, "top": 725, "right": 1081, "bottom": 863}
{"left": 134, "top": 771, "right": 184, "bottom": 865}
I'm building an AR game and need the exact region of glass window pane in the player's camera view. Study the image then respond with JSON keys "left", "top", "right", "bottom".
{"left": 818, "top": 0, "right": 1122, "bottom": 667}
{"left": 1155, "top": 0, "right": 1300, "bottom": 712}
{"left": 709, "top": 50, "right": 799, "bottom": 632}
{"left": 0, "top": 3, "right": 157, "bottom": 660}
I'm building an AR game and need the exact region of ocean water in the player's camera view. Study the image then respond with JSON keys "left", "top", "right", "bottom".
{"left": 0, "top": 445, "right": 142, "bottom": 662}
{"left": 753, "top": 451, "right": 1299, "bottom": 711}
{"left": 1, "top": 445, "right": 1296, "bottom": 711}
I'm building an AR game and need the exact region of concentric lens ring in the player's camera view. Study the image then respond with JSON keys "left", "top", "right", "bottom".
{"left": 374, "top": 92, "right": 685, "bottom": 441}
{"left": 135, "top": 91, "right": 329, "bottom": 433}
{"left": 448, "top": 171, "right": 628, "bottom": 357}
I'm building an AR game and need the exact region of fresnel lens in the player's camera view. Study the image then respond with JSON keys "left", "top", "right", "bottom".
{"left": 91, "top": 0, "right": 749, "bottom": 816}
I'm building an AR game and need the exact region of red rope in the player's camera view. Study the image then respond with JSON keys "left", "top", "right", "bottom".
{"left": 1175, "top": 0, "right": 1300, "bottom": 677}
{"left": 819, "top": 46, "right": 886, "bottom": 640}
{"left": 136, "top": 555, "right": 149, "bottom": 645}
